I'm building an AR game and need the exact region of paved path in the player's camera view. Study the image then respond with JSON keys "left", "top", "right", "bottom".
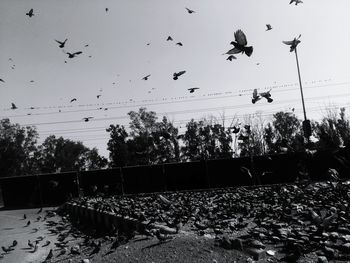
{"left": 0, "top": 207, "right": 58, "bottom": 263}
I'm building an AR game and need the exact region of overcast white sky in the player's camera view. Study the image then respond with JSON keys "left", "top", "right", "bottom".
{"left": 1, "top": 0, "right": 350, "bottom": 157}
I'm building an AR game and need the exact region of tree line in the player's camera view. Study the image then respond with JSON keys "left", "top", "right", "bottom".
{"left": 1, "top": 107, "right": 349, "bottom": 177}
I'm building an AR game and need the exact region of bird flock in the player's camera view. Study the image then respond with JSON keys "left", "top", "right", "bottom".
{"left": 3, "top": 1, "right": 304, "bottom": 125}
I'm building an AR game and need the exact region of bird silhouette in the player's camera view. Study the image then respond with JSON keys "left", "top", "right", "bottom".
{"left": 1, "top": 246, "right": 14, "bottom": 253}
{"left": 37, "top": 207, "right": 42, "bottom": 213}
{"left": 105, "top": 7, "right": 109, "bottom": 12}
{"left": 70, "top": 98, "right": 77, "bottom": 103}
{"left": 251, "top": 89, "right": 261, "bottom": 104}
{"left": 23, "top": 214, "right": 27, "bottom": 219}
{"left": 226, "top": 55, "right": 236, "bottom": 61}
{"left": 142, "top": 74, "right": 151, "bottom": 80}
{"left": 42, "top": 240, "right": 50, "bottom": 247}
{"left": 283, "top": 34, "right": 301, "bottom": 52}
{"left": 185, "top": 7, "right": 195, "bottom": 14}
{"left": 260, "top": 90, "right": 273, "bottom": 103}
{"left": 226, "top": 29, "right": 253, "bottom": 57}
{"left": 25, "top": 220, "right": 31, "bottom": 227}
{"left": 82, "top": 117, "right": 93, "bottom": 122}
{"left": 97, "top": 94, "right": 101, "bottom": 98}
{"left": 55, "top": 39, "right": 67, "bottom": 48}
{"left": 0, "top": 79, "right": 5, "bottom": 83}
{"left": 10, "top": 240, "right": 18, "bottom": 248}
{"left": 188, "top": 87, "right": 199, "bottom": 93}
{"left": 166, "top": 36, "right": 173, "bottom": 41}
{"left": 173, "top": 70, "right": 186, "bottom": 80}
{"left": 30, "top": 80, "right": 35, "bottom": 83}
{"left": 65, "top": 51, "right": 83, "bottom": 58}
{"left": 266, "top": 24, "right": 272, "bottom": 31}
{"left": 28, "top": 240, "right": 34, "bottom": 248}
{"left": 26, "top": 9, "right": 34, "bottom": 17}
{"left": 11, "top": 103, "right": 17, "bottom": 109}
{"left": 290, "top": 0, "right": 303, "bottom": 5}
{"left": 176, "top": 42, "right": 183, "bottom": 46}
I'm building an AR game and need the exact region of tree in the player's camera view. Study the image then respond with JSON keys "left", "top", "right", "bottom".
{"left": 0, "top": 118, "right": 39, "bottom": 177}
{"left": 106, "top": 124, "right": 129, "bottom": 167}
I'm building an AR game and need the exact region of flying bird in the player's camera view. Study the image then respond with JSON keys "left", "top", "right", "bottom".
{"left": 226, "top": 55, "right": 236, "bottom": 61}
{"left": 188, "top": 87, "right": 199, "bottom": 93}
{"left": 176, "top": 42, "right": 183, "bottom": 46}
{"left": 185, "top": 7, "right": 195, "bottom": 14}
{"left": 283, "top": 34, "right": 301, "bottom": 52}
{"left": 97, "top": 94, "right": 101, "bottom": 98}
{"left": 11, "top": 103, "right": 17, "bottom": 109}
{"left": 173, "top": 70, "right": 186, "bottom": 80}
{"left": 252, "top": 89, "right": 261, "bottom": 104}
{"left": 82, "top": 117, "right": 93, "bottom": 122}
{"left": 26, "top": 9, "right": 34, "bottom": 17}
{"left": 55, "top": 39, "right": 67, "bottom": 48}
{"left": 226, "top": 29, "right": 253, "bottom": 57}
{"left": 105, "top": 7, "right": 109, "bottom": 12}
{"left": 142, "top": 74, "right": 151, "bottom": 80}
{"left": 65, "top": 51, "right": 83, "bottom": 58}
{"left": 166, "top": 36, "right": 173, "bottom": 41}
{"left": 0, "top": 79, "right": 4, "bottom": 83}
{"left": 70, "top": 98, "right": 77, "bottom": 103}
{"left": 266, "top": 24, "right": 272, "bottom": 31}
{"left": 260, "top": 90, "right": 273, "bottom": 103}
{"left": 290, "top": 0, "right": 303, "bottom": 5}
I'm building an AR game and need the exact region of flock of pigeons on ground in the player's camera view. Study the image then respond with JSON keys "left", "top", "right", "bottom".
{"left": 2, "top": 1, "right": 305, "bottom": 124}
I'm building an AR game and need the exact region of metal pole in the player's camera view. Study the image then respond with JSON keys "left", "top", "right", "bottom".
{"left": 294, "top": 47, "right": 307, "bottom": 121}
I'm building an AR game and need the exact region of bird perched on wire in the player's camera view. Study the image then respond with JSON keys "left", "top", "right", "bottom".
{"left": 283, "top": 34, "right": 301, "bottom": 52}
{"left": 226, "top": 30, "right": 253, "bottom": 57}
{"left": 65, "top": 51, "right": 83, "bottom": 58}
{"left": 82, "top": 117, "right": 93, "bottom": 122}
{"left": 252, "top": 89, "right": 261, "bottom": 104}
{"left": 185, "top": 7, "right": 195, "bottom": 14}
{"left": 11, "top": 103, "right": 17, "bottom": 109}
{"left": 188, "top": 87, "right": 199, "bottom": 93}
{"left": 55, "top": 39, "right": 67, "bottom": 48}
{"left": 260, "top": 90, "right": 273, "bottom": 103}
{"left": 173, "top": 70, "right": 186, "bottom": 80}
{"left": 26, "top": 8, "right": 34, "bottom": 17}
{"left": 226, "top": 55, "right": 236, "bottom": 61}
{"left": 142, "top": 74, "right": 151, "bottom": 80}
{"left": 266, "top": 24, "right": 272, "bottom": 31}
{"left": 290, "top": 0, "right": 303, "bottom": 5}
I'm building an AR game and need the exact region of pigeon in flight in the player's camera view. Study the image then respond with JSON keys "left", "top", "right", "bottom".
{"left": 226, "top": 55, "right": 236, "bottom": 61}
{"left": 185, "top": 7, "right": 195, "bottom": 14}
{"left": 105, "top": 8, "right": 109, "bottom": 12}
{"left": 0, "top": 79, "right": 4, "bottom": 83}
{"left": 166, "top": 36, "right": 173, "bottom": 41}
{"left": 290, "top": 0, "right": 303, "bottom": 5}
{"left": 11, "top": 103, "right": 17, "bottom": 109}
{"left": 65, "top": 51, "right": 83, "bottom": 58}
{"left": 226, "top": 29, "right": 253, "bottom": 57}
{"left": 83, "top": 117, "right": 93, "bottom": 122}
{"left": 55, "top": 39, "right": 67, "bottom": 48}
{"left": 97, "top": 94, "right": 101, "bottom": 98}
{"left": 70, "top": 98, "right": 77, "bottom": 103}
{"left": 266, "top": 24, "right": 272, "bottom": 31}
{"left": 283, "top": 34, "right": 301, "bottom": 52}
{"left": 188, "top": 87, "right": 199, "bottom": 93}
{"left": 30, "top": 80, "right": 35, "bottom": 83}
{"left": 173, "top": 70, "right": 186, "bottom": 80}
{"left": 260, "top": 90, "right": 273, "bottom": 103}
{"left": 26, "top": 9, "right": 34, "bottom": 17}
{"left": 252, "top": 89, "right": 261, "bottom": 104}
{"left": 142, "top": 74, "right": 151, "bottom": 80}
{"left": 176, "top": 42, "right": 183, "bottom": 46}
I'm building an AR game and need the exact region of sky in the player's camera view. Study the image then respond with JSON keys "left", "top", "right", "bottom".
{"left": 1, "top": 0, "right": 350, "bottom": 158}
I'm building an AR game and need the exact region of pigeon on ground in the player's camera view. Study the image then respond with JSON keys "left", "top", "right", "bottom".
{"left": 226, "top": 30, "right": 253, "bottom": 57}
{"left": 28, "top": 240, "right": 34, "bottom": 248}
{"left": 290, "top": 0, "right": 303, "bottom": 5}
{"left": 10, "top": 240, "right": 18, "bottom": 248}
{"left": 266, "top": 24, "right": 272, "bottom": 31}
{"left": 65, "top": 51, "right": 83, "bottom": 58}
{"left": 23, "top": 214, "right": 27, "bottom": 219}
{"left": 188, "top": 87, "right": 199, "bottom": 93}
{"left": 37, "top": 207, "right": 42, "bottom": 213}
{"left": 185, "top": 7, "right": 195, "bottom": 14}
{"left": 25, "top": 220, "right": 31, "bottom": 227}
{"left": 26, "top": 9, "right": 34, "bottom": 17}
{"left": 1, "top": 246, "right": 14, "bottom": 253}
{"left": 42, "top": 240, "right": 51, "bottom": 247}
{"left": 173, "top": 70, "right": 186, "bottom": 80}
{"left": 11, "top": 103, "right": 17, "bottom": 109}
{"left": 82, "top": 117, "right": 93, "bottom": 122}
{"left": 283, "top": 34, "right": 301, "bottom": 52}
{"left": 142, "top": 74, "right": 151, "bottom": 80}
{"left": 55, "top": 39, "right": 67, "bottom": 48}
